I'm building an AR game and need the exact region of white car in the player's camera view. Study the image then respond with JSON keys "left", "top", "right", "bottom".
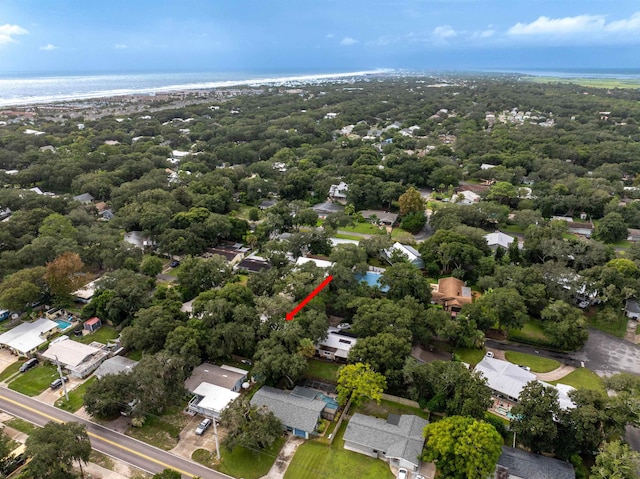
{"left": 337, "top": 323, "right": 352, "bottom": 330}
{"left": 485, "top": 351, "right": 494, "bottom": 358}
{"left": 397, "top": 468, "right": 408, "bottom": 479}
{"left": 195, "top": 418, "right": 212, "bottom": 435}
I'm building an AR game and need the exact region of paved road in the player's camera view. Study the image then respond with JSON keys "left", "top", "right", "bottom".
{"left": 0, "top": 388, "right": 229, "bottom": 479}
{"left": 486, "top": 328, "right": 640, "bottom": 377}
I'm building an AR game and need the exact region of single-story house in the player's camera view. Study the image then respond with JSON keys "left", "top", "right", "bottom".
{"left": 73, "top": 192, "right": 95, "bottom": 204}
{"left": 72, "top": 280, "right": 99, "bottom": 304}
{"left": 484, "top": 231, "right": 517, "bottom": 250}
{"left": 625, "top": 299, "right": 640, "bottom": 320}
{"left": 84, "top": 317, "right": 102, "bottom": 332}
{"left": 315, "top": 329, "right": 357, "bottom": 362}
{"left": 259, "top": 199, "right": 277, "bottom": 210}
{"left": 383, "top": 242, "right": 424, "bottom": 268}
{"left": 295, "top": 256, "right": 334, "bottom": 269}
{"left": 360, "top": 210, "right": 399, "bottom": 226}
{"left": 495, "top": 446, "right": 575, "bottom": 479}
{"left": 185, "top": 364, "right": 248, "bottom": 419}
{"left": 251, "top": 386, "right": 326, "bottom": 439}
{"left": 205, "top": 246, "right": 245, "bottom": 266}
{"left": 94, "top": 356, "right": 138, "bottom": 379}
{"left": 41, "top": 336, "right": 109, "bottom": 378}
{"left": 330, "top": 237, "right": 360, "bottom": 247}
{"left": 235, "top": 256, "right": 271, "bottom": 273}
{"left": 0, "top": 318, "right": 59, "bottom": 356}
{"left": 430, "top": 277, "right": 473, "bottom": 314}
{"left": 123, "top": 231, "right": 157, "bottom": 250}
{"left": 455, "top": 190, "right": 481, "bottom": 205}
{"left": 328, "top": 182, "right": 349, "bottom": 203}
{"left": 344, "top": 413, "right": 428, "bottom": 472}
{"left": 475, "top": 357, "right": 575, "bottom": 410}
{"left": 551, "top": 217, "right": 594, "bottom": 237}
{"left": 312, "top": 201, "right": 344, "bottom": 219}
{"left": 185, "top": 363, "right": 248, "bottom": 393}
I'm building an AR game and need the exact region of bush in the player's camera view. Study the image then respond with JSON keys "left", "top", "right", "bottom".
{"left": 484, "top": 414, "right": 508, "bottom": 438}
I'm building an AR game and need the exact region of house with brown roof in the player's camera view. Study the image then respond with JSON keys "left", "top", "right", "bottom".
{"left": 430, "top": 277, "right": 473, "bottom": 314}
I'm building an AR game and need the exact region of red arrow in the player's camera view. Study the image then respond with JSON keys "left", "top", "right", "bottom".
{"left": 286, "top": 275, "right": 333, "bottom": 321}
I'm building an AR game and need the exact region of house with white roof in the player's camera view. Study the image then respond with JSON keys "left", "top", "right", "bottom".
{"left": 41, "top": 336, "right": 109, "bottom": 378}
{"left": 185, "top": 363, "right": 248, "bottom": 419}
{"left": 383, "top": 242, "right": 424, "bottom": 268}
{"left": 72, "top": 279, "right": 99, "bottom": 304}
{"left": 484, "top": 231, "right": 517, "bottom": 250}
{"left": 295, "top": 257, "right": 334, "bottom": 269}
{"left": 455, "top": 190, "right": 481, "bottom": 205}
{"left": 475, "top": 357, "right": 575, "bottom": 410}
{"left": 328, "top": 182, "right": 349, "bottom": 203}
{"left": 315, "top": 329, "right": 357, "bottom": 362}
{"left": 0, "top": 318, "right": 59, "bottom": 356}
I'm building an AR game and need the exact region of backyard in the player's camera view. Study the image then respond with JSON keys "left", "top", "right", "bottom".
{"left": 340, "top": 223, "right": 386, "bottom": 235}
{"left": 304, "top": 359, "right": 341, "bottom": 383}
{"left": 71, "top": 324, "right": 120, "bottom": 345}
{"left": 283, "top": 423, "right": 394, "bottom": 479}
{"left": 355, "top": 398, "right": 430, "bottom": 422}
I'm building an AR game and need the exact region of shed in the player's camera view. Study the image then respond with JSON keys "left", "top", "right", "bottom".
{"left": 84, "top": 317, "right": 102, "bottom": 332}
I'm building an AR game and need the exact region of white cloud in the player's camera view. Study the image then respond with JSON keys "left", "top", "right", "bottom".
{"left": 433, "top": 25, "right": 457, "bottom": 39}
{"left": 115, "top": 44, "right": 128, "bottom": 49}
{"left": 0, "top": 24, "right": 29, "bottom": 46}
{"left": 39, "top": 43, "right": 58, "bottom": 51}
{"left": 508, "top": 14, "right": 606, "bottom": 36}
{"left": 326, "top": 33, "right": 334, "bottom": 39}
{"left": 606, "top": 12, "right": 640, "bottom": 32}
{"left": 477, "top": 29, "right": 495, "bottom": 39}
{"left": 340, "top": 36, "right": 358, "bottom": 46}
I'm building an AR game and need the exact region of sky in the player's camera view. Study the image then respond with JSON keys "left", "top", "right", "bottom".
{"left": 1, "top": 0, "right": 640, "bottom": 74}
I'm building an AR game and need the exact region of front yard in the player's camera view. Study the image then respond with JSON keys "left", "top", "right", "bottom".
{"left": 504, "top": 351, "right": 560, "bottom": 373}
{"left": 126, "top": 406, "right": 190, "bottom": 450}
{"left": 55, "top": 376, "right": 97, "bottom": 412}
{"left": 216, "top": 436, "right": 285, "bottom": 479}
{"left": 550, "top": 368, "right": 606, "bottom": 393}
{"left": 283, "top": 423, "right": 394, "bottom": 479}
{"left": 8, "top": 363, "right": 59, "bottom": 396}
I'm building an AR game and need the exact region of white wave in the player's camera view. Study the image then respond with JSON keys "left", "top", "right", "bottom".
{"left": 0, "top": 69, "right": 393, "bottom": 108}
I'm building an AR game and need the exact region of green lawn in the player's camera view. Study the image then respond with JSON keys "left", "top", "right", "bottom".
{"left": 71, "top": 325, "right": 119, "bottom": 345}
{"left": 0, "top": 360, "right": 23, "bottom": 382}
{"left": 8, "top": 363, "right": 60, "bottom": 396}
{"left": 454, "top": 348, "right": 485, "bottom": 366}
{"left": 126, "top": 406, "right": 190, "bottom": 450}
{"left": 304, "top": 359, "right": 341, "bottom": 383}
{"left": 334, "top": 233, "right": 362, "bottom": 241}
{"left": 341, "top": 223, "right": 386, "bottom": 235}
{"left": 217, "top": 436, "right": 285, "bottom": 479}
{"left": 588, "top": 310, "right": 628, "bottom": 338}
{"left": 355, "top": 398, "right": 429, "bottom": 422}
{"left": 508, "top": 319, "right": 554, "bottom": 346}
{"left": 390, "top": 228, "right": 414, "bottom": 242}
{"left": 5, "top": 418, "right": 38, "bottom": 435}
{"left": 55, "top": 377, "right": 96, "bottom": 412}
{"left": 550, "top": 368, "right": 606, "bottom": 393}
{"left": 504, "top": 351, "right": 560, "bottom": 373}
{"left": 284, "top": 423, "right": 394, "bottom": 479}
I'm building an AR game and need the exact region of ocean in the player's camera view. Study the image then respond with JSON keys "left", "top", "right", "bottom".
{"left": 0, "top": 69, "right": 390, "bottom": 108}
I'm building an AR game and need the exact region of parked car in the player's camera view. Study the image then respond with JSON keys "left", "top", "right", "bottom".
{"left": 397, "top": 468, "right": 408, "bottom": 479}
{"left": 240, "top": 359, "right": 252, "bottom": 366}
{"left": 336, "top": 322, "right": 352, "bottom": 330}
{"left": 19, "top": 358, "right": 38, "bottom": 373}
{"left": 195, "top": 418, "right": 212, "bottom": 435}
{"left": 518, "top": 365, "right": 531, "bottom": 372}
{"left": 50, "top": 376, "right": 69, "bottom": 390}
{"left": 170, "top": 260, "right": 180, "bottom": 268}
{"left": 485, "top": 351, "right": 494, "bottom": 358}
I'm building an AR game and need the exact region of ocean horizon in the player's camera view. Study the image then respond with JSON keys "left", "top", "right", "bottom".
{"left": 1, "top": 67, "right": 639, "bottom": 109}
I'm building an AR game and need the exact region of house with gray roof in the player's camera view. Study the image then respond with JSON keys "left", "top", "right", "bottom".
{"left": 250, "top": 386, "right": 326, "bottom": 439}
{"left": 495, "top": 446, "right": 575, "bottom": 479}
{"left": 625, "top": 299, "right": 640, "bottom": 320}
{"left": 343, "top": 413, "right": 428, "bottom": 472}
{"left": 94, "top": 356, "right": 138, "bottom": 379}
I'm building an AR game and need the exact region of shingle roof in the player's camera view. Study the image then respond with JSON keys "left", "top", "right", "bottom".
{"left": 344, "top": 413, "right": 428, "bottom": 468}
{"left": 497, "top": 447, "right": 575, "bottom": 479}
{"left": 94, "top": 356, "right": 138, "bottom": 379}
{"left": 627, "top": 299, "right": 640, "bottom": 314}
{"left": 251, "top": 386, "right": 325, "bottom": 434}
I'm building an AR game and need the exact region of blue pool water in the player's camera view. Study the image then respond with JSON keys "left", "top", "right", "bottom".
{"left": 316, "top": 393, "right": 339, "bottom": 409}
{"left": 355, "top": 271, "right": 390, "bottom": 292}
{"left": 55, "top": 319, "right": 73, "bottom": 330}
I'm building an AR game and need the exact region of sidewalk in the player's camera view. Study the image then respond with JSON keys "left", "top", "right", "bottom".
{"left": 261, "top": 435, "right": 304, "bottom": 479}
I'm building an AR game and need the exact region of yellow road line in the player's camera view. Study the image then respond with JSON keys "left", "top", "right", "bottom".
{"left": 0, "top": 395, "right": 193, "bottom": 477}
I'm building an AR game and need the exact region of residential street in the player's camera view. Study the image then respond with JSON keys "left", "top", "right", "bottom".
{"left": 0, "top": 388, "right": 228, "bottom": 479}
{"left": 486, "top": 327, "right": 640, "bottom": 377}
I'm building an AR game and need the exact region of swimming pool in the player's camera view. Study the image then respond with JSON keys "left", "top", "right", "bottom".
{"left": 316, "top": 392, "right": 339, "bottom": 410}
{"left": 355, "top": 271, "right": 390, "bottom": 292}
{"left": 55, "top": 319, "right": 73, "bottom": 330}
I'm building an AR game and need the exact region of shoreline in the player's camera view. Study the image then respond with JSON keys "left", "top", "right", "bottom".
{"left": 0, "top": 69, "right": 392, "bottom": 109}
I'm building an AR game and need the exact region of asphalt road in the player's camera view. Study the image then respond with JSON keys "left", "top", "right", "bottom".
{"left": 486, "top": 327, "right": 640, "bottom": 377}
{"left": 0, "top": 388, "right": 229, "bottom": 479}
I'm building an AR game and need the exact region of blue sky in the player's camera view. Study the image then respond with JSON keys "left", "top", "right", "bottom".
{"left": 1, "top": 0, "right": 640, "bottom": 73}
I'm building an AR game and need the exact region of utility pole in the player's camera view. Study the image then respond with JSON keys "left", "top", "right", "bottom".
{"left": 212, "top": 417, "right": 221, "bottom": 461}
{"left": 54, "top": 355, "right": 69, "bottom": 402}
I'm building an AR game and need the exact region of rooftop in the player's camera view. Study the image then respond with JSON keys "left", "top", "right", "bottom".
{"left": 251, "top": 386, "right": 326, "bottom": 434}
{"left": 41, "top": 337, "right": 103, "bottom": 368}
{"left": 185, "top": 363, "right": 247, "bottom": 392}
{"left": 0, "top": 318, "right": 59, "bottom": 355}
{"left": 94, "top": 356, "right": 138, "bottom": 379}
{"left": 497, "top": 446, "right": 575, "bottom": 479}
